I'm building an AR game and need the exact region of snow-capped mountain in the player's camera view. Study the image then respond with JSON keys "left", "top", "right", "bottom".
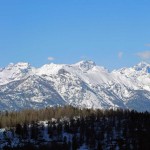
{"left": 0, "top": 61, "right": 150, "bottom": 111}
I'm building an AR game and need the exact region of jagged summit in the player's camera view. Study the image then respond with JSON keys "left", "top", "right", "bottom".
{"left": 0, "top": 62, "right": 33, "bottom": 85}
{"left": 6, "top": 62, "right": 31, "bottom": 69}
{"left": 134, "top": 61, "right": 150, "bottom": 73}
{"left": 74, "top": 60, "right": 96, "bottom": 71}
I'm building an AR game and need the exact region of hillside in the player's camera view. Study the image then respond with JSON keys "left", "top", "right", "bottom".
{"left": 0, "top": 107, "right": 150, "bottom": 150}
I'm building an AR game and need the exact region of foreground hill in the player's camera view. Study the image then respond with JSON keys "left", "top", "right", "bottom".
{"left": 0, "top": 61, "right": 150, "bottom": 111}
{"left": 0, "top": 107, "right": 150, "bottom": 150}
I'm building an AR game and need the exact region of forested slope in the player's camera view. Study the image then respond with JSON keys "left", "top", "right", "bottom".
{"left": 0, "top": 107, "right": 150, "bottom": 150}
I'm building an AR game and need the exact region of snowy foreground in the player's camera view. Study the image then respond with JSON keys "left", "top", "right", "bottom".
{"left": 0, "top": 60, "right": 150, "bottom": 111}
{"left": 0, "top": 110, "right": 150, "bottom": 150}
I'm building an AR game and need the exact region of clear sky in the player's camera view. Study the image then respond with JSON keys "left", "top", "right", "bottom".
{"left": 0, "top": 0, "right": 150, "bottom": 70}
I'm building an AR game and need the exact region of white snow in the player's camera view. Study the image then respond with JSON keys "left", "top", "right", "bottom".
{"left": 0, "top": 60, "right": 150, "bottom": 111}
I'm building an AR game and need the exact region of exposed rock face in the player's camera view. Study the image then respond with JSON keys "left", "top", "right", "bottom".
{"left": 0, "top": 61, "right": 150, "bottom": 112}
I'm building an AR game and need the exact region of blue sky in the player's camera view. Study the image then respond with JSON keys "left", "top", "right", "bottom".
{"left": 0, "top": 0, "right": 150, "bottom": 70}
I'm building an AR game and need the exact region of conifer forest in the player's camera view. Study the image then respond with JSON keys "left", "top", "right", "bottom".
{"left": 0, "top": 106, "right": 150, "bottom": 150}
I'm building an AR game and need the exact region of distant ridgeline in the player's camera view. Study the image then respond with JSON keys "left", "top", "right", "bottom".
{"left": 0, "top": 106, "right": 150, "bottom": 150}
{"left": 1, "top": 61, "right": 150, "bottom": 112}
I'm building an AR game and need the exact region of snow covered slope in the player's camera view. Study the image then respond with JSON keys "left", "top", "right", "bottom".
{"left": 0, "top": 61, "right": 150, "bottom": 111}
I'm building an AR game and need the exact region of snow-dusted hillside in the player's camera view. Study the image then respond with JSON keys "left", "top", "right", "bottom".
{"left": 0, "top": 60, "right": 150, "bottom": 111}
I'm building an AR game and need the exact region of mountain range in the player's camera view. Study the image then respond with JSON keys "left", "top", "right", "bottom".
{"left": 0, "top": 60, "right": 150, "bottom": 112}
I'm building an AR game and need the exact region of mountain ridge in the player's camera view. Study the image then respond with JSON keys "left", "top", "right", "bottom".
{"left": 0, "top": 60, "right": 150, "bottom": 111}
